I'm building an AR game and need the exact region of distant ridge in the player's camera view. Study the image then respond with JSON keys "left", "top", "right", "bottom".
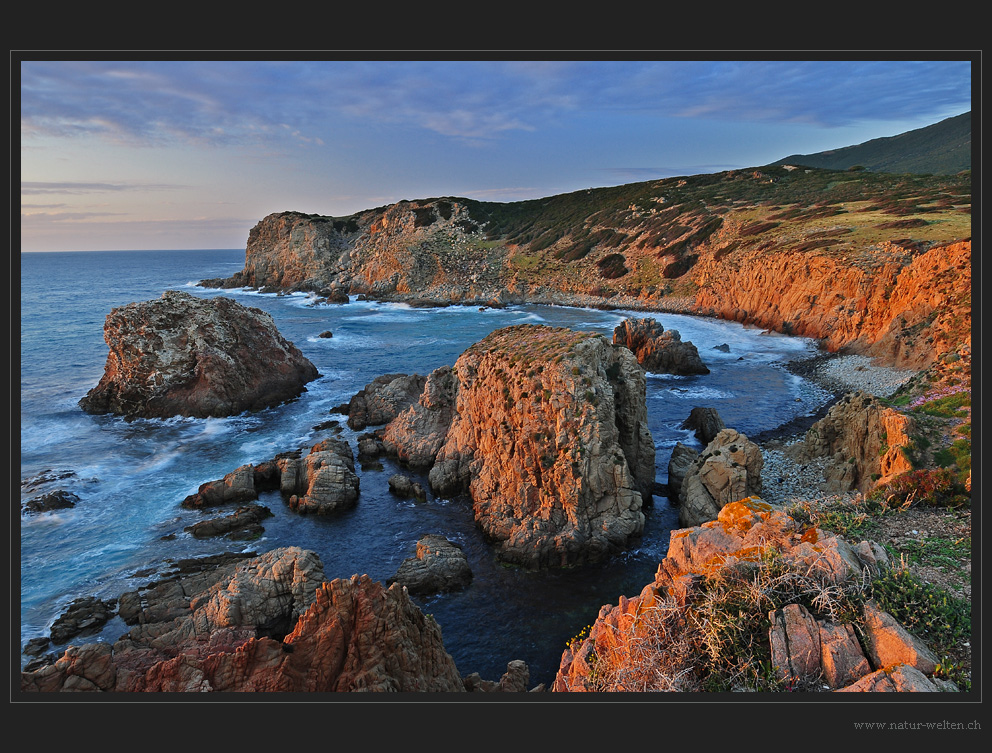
{"left": 773, "top": 111, "right": 971, "bottom": 175}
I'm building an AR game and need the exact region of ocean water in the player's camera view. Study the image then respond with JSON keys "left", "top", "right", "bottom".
{"left": 19, "top": 249, "right": 832, "bottom": 687}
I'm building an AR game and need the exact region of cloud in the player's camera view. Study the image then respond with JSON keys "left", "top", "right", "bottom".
{"left": 20, "top": 59, "right": 971, "bottom": 153}
{"left": 21, "top": 181, "right": 185, "bottom": 195}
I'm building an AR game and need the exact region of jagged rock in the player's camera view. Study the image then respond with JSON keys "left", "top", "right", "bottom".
{"left": 463, "top": 659, "right": 531, "bottom": 692}
{"left": 613, "top": 317, "right": 709, "bottom": 375}
{"left": 713, "top": 343, "right": 730, "bottom": 353}
{"left": 677, "top": 429, "right": 763, "bottom": 527}
{"left": 280, "top": 438, "right": 360, "bottom": 515}
{"left": 184, "top": 504, "right": 274, "bottom": 540}
{"left": 381, "top": 366, "right": 458, "bottom": 468}
{"left": 20, "top": 549, "right": 471, "bottom": 693}
{"left": 78, "top": 290, "right": 319, "bottom": 419}
{"left": 49, "top": 597, "right": 118, "bottom": 645}
{"left": 787, "top": 390, "right": 915, "bottom": 493}
{"left": 680, "top": 406, "right": 726, "bottom": 445}
{"left": 23, "top": 489, "right": 79, "bottom": 514}
{"left": 387, "top": 474, "right": 427, "bottom": 501}
{"left": 666, "top": 442, "right": 698, "bottom": 501}
{"left": 412, "top": 325, "right": 654, "bottom": 568}
{"left": 347, "top": 373, "right": 426, "bottom": 431}
{"left": 555, "top": 498, "right": 950, "bottom": 693}
{"left": 387, "top": 534, "right": 472, "bottom": 595}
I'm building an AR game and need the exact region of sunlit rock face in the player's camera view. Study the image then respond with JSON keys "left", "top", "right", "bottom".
{"left": 79, "top": 290, "right": 319, "bottom": 419}
{"left": 786, "top": 390, "right": 914, "bottom": 493}
{"left": 386, "top": 325, "right": 655, "bottom": 568}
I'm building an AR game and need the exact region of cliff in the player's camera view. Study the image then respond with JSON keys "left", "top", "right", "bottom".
{"left": 204, "top": 166, "right": 970, "bottom": 373}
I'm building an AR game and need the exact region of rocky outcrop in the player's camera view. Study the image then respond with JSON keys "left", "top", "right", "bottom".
{"left": 79, "top": 291, "right": 319, "bottom": 419}
{"left": 345, "top": 373, "right": 427, "bottom": 431}
{"left": 786, "top": 390, "right": 915, "bottom": 493}
{"left": 184, "top": 504, "right": 273, "bottom": 540}
{"left": 20, "top": 548, "right": 475, "bottom": 693}
{"left": 553, "top": 497, "right": 950, "bottom": 693}
{"left": 383, "top": 325, "right": 655, "bottom": 568}
{"left": 665, "top": 442, "right": 697, "bottom": 501}
{"left": 22, "top": 489, "right": 79, "bottom": 514}
{"left": 387, "top": 535, "right": 473, "bottom": 595}
{"left": 680, "top": 406, "right": 725, "bottom": 444}
{"left": 676, "top": 429, "right": 763, "bottom": 527}
{"left": 276, "top": 438, "right": 360, "bottom": 515}
{"left": 612, "top": 317, "right": 709, "bottom": 375}
{"left": 181, "top": 439, "right": 359, "bottom": 516}
{"left": 381, "top": 366, "right": 458, "bottom": 468}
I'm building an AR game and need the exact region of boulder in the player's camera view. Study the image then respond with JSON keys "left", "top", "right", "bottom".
{"left": 388, "top": 474, "right": 427, "bottom": 501}
{"left": 79, "top": 290, "right": 319, "bottom": 419}
{"left": 184, "top": 504, "right": 274, "bottom": 540}
{"left": 677, "top": 429, "right": 763, "bottom": 527}
{"left": 23, "top": 489, "right": 79, "bottom": 514}
{"left": 613, "top": 317, "right": 709, "bottom": 375}
{"left": 181, "top": 464, "right": 258, "bottom": 509}
{"left": 279, "top": 438, "right": 360, "bottom": 515}
{"left": 388, "top": 534, "right": 473, "bottom": 595}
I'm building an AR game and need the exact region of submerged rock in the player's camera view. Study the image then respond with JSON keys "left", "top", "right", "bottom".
{"left": 78, "top": 290, "right": 319, "bottom": 419}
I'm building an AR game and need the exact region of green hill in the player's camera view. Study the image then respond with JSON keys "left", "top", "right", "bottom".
{"left": 772, "top": 112, "right": 971, "bottom": 175}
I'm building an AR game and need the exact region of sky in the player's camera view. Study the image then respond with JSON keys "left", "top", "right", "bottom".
{"left": 18, "top": 57, "right": 973, "bottom": 253}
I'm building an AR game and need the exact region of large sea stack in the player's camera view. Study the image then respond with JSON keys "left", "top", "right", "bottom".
{"left": 79, "top": 290, "right": 319, "bottom": 419}
{"left": 384, "top": 324, "right": 655, "bottom": 568}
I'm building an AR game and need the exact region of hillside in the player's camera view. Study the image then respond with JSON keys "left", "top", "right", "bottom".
{"left": 204, "top": 165, "right": 972, "bottom": 378}
{"left": 772, "top": 112, "right": 971, "bottom": 175}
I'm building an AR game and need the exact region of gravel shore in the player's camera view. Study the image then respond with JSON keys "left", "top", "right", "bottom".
{"left": 758, "top": 352, "right": 918, "bottom": 507}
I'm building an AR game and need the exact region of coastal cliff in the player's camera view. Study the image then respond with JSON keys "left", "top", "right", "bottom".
{"left": 203, "top": 166, "right": 971, "bottom": 373}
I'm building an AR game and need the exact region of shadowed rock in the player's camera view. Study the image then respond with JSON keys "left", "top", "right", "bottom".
{"left": 388, "top": 535, "right": 472, "bottom": 595}
{"left": 613, "top": 317, "right": 709, "bottom": 375}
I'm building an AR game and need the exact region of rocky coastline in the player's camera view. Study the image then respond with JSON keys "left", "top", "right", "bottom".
{"left": 23, "top": 190, "right": 971, "bottom": 693}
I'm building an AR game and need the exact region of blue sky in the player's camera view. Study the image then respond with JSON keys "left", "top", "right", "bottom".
{"left": 19, "top": 58, "right": 973, "bottom": 252}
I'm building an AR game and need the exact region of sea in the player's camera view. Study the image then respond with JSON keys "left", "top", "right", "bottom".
{"left": 19, "top": 248, "right": 834, "bottom": 687}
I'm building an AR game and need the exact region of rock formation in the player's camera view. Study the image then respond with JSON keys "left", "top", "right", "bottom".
{"left": 676, "top": 428, "right": 763, "bottom": 527}
{"left": 553, "top": 497, "right": 953, "bottom": 693}
{"left": 345, "top": 373, "right": 427, "bottom": 431}
{"left": 680, "top": 406, "right": 726, "bottom": 444}
{"left": 79, "top": 290, "right": 319, "bottom": 419}
{"left": 181, "top": 439, "right": 359, "bottom": 516}
{"left": 387, "top": 535, "right": 473, "bottom": 595}
{"left": 786, "top": 390, "right": 915, "bottom": 493}
{"left": 383, "top": 325, "right": 655, "bottom": 568}
{"left": 20, "top": 548, "right": 477, "bottom": 693}
{"left": 612, "top": 317, "right": 709, "bottom": 375}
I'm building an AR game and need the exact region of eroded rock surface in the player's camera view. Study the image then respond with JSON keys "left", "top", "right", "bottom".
{"left": 677, "top": 428, "right": 763, "bottom": 527}
{"left": 787, "top": 390, "right": 915, "bottom": 493}
{"left": 385, "top": 325, "right": 655, "bottom": 568}
{"left": 20, "top": 548, "right": 472, "bottom": 693}
{"left": 79, "top": 291, "right": 319, "bottom": 419}
{"left": 613, "top": 317, "right": 709, "bottom": 375}
{"left": 388, "top": 535, "right": 473, "bottom": 595}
